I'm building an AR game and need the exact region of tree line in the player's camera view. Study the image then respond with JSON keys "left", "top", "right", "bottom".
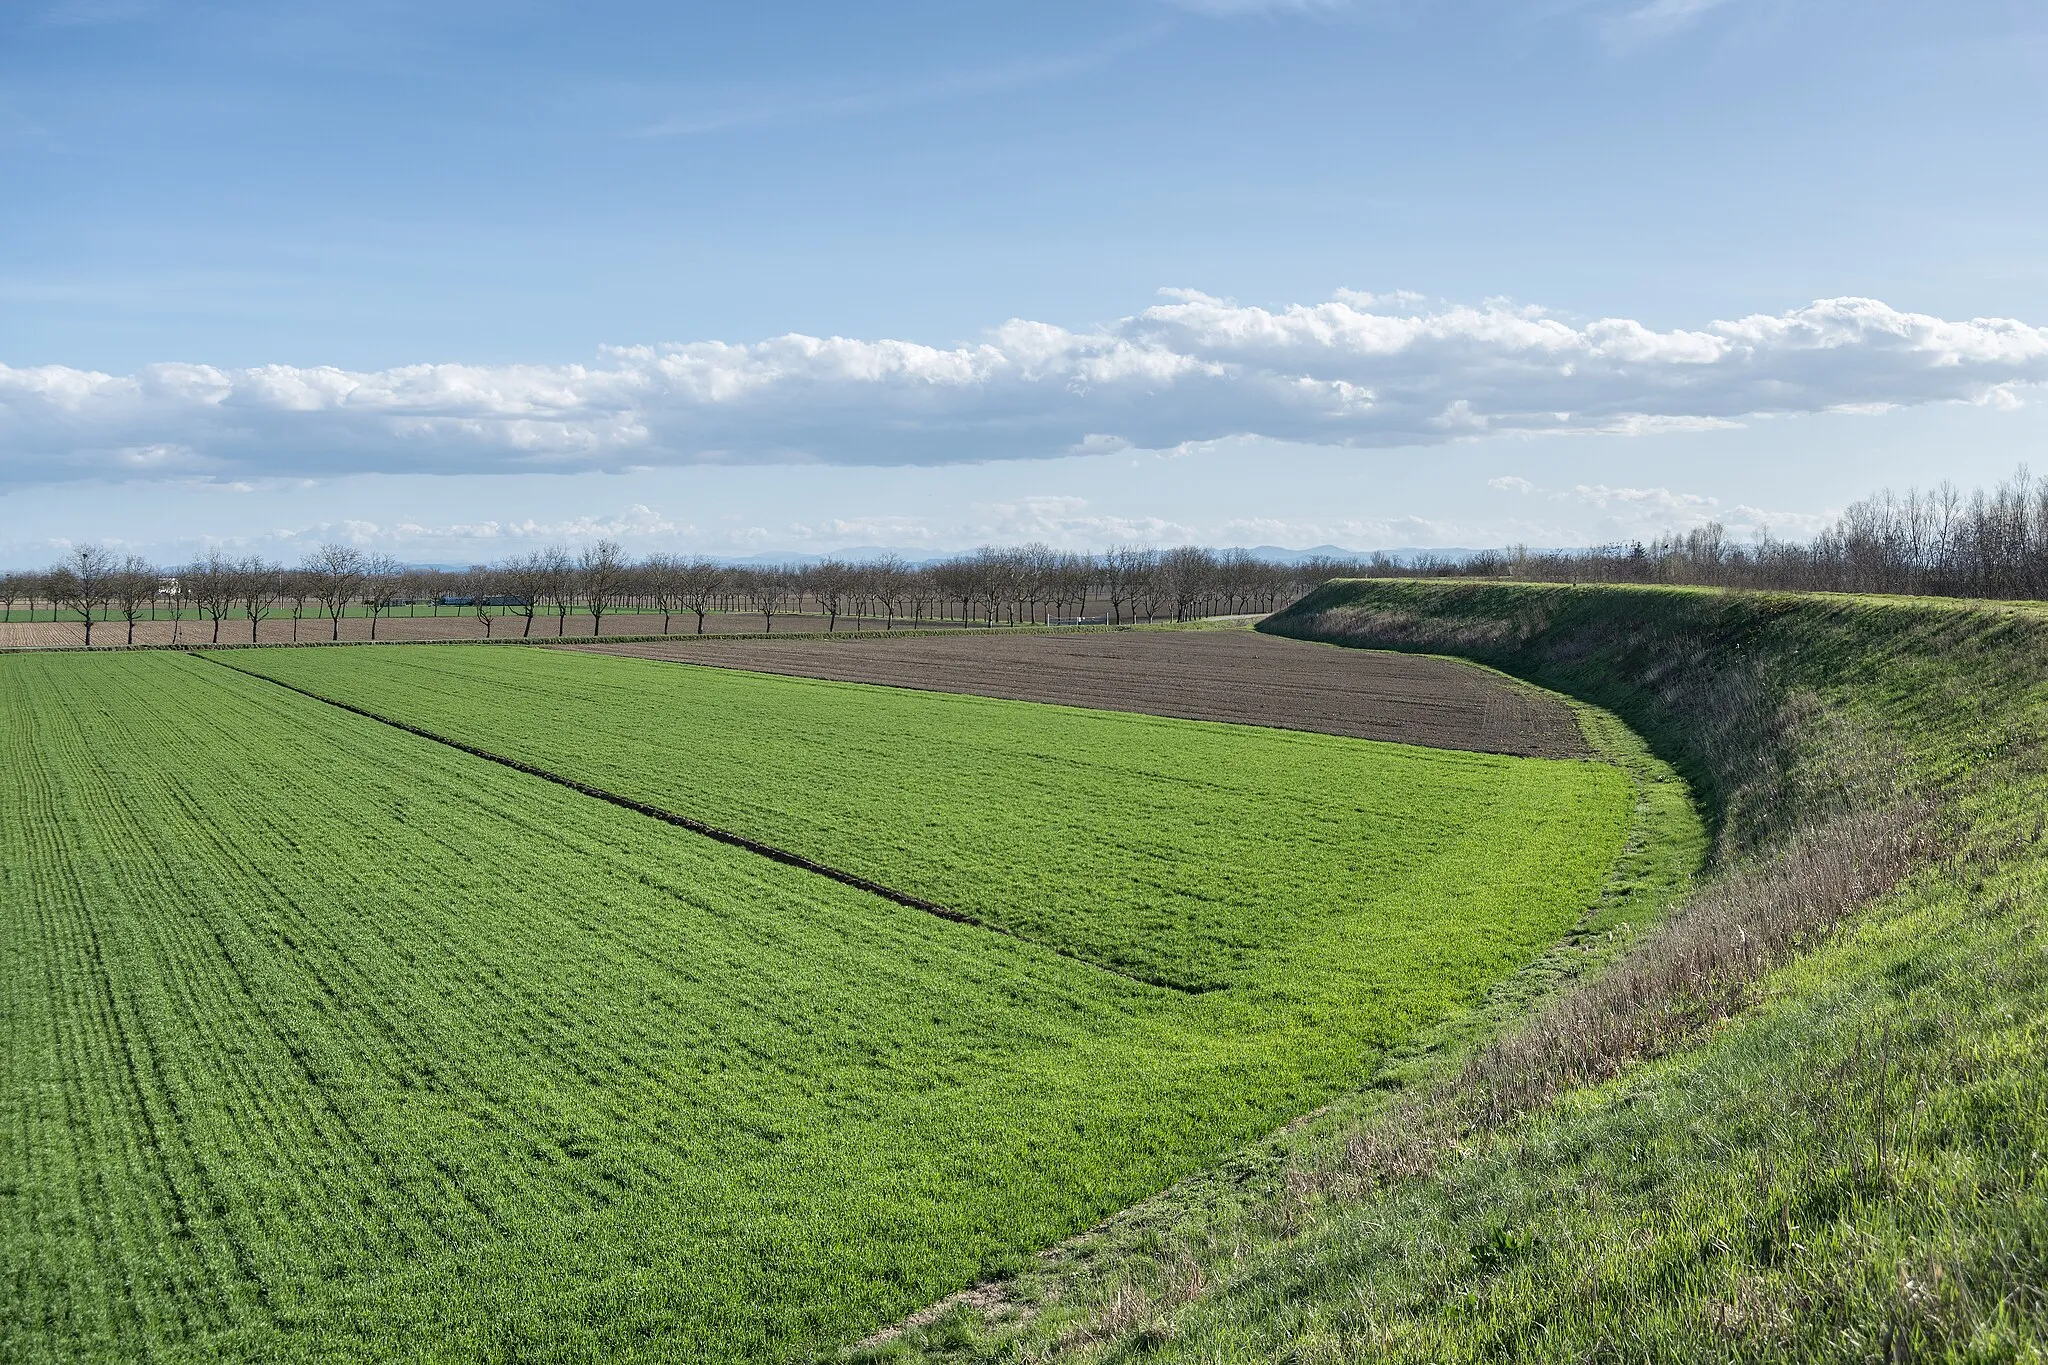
{"left": 1400, "top": 468, "right": 2048, "bottom": 599}
{"left": 10, "top": 542, "right": 1328, "bottom": 645}
{"left": 21, "top": 468, "right": 2048, "bottom": 646}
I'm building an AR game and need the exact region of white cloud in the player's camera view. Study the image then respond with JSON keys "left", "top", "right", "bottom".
{"left": 1469, "top": 476, "right": 1823, "bottom": 543}
{"left": 5, "top": 292, "right": 2045, "bottom": 490}
{"left": 1567, "top": 482, "right": 1719, "bottom": 514}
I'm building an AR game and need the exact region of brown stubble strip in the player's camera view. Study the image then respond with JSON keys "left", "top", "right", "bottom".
{"left": 562, "top": 629, "right": 1588, "bottom": 759}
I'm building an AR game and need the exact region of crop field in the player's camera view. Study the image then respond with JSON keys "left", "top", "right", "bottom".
{"left": 222, "top": 645, "right": 1620, "bottom": 993}
{"left": 5, "top": 647, "right": 1631, "bottom": 1362}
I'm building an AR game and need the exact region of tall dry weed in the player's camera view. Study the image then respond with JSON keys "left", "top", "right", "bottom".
{"left": 1461, "top": 803, "right": 1932, "bottom": 1121}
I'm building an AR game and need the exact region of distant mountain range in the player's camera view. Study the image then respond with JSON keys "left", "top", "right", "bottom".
{"left": 676, "top": 544, "right": 1495, "bottom": 569}
{"left": 393, "top": 545, "right": 1500, "bottom": 574}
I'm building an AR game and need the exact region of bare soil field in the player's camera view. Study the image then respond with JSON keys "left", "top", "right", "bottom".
{"left": 570, "top": 628, "right": 1588, "bottom": 758}
{"left": 0, "top": 610, "right": 956, "bottom": 649}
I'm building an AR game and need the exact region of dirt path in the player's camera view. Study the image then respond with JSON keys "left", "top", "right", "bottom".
{"left": 567, "top": 627, "right": 1587, "bottom": 758}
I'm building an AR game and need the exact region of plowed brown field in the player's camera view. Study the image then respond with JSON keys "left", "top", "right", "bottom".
{"left": 569, "top": 627, "right": 1587, "bottom": 758}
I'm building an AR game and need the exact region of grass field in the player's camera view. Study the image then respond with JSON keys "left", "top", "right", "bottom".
{"left": 2, "top": 648, "right": 1633, "bottom": 1363}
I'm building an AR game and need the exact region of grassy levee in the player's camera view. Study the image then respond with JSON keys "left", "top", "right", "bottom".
{"left": 905, "top": 581, "right": 2045, "bottom": 1362}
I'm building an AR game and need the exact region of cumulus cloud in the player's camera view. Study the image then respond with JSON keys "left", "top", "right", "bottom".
{"left": 4, "top": 293, "right": 2044, "bottom": 489}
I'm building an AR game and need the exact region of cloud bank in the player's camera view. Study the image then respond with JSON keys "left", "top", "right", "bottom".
{"left": 4, "top": 293, "right": 2044, "bottom": 488}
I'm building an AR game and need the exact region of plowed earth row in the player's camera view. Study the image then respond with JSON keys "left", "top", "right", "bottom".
{"left": 570, "top": 626, "right": 1588, "bottom": 759}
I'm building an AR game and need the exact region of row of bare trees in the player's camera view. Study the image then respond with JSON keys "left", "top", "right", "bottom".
{"left": 18, "top": 546, "right": 409, "bottom": 645}
{"left": 9, "top": 541, "right": 1330, "bottom": 644}
{"left": 26, "top": 469, "right": 2048, "bottom": 646}
{"left": 1392, "top": 468, "right": 2048, "bottom": 601}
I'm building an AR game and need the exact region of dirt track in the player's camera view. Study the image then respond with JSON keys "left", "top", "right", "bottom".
{"left": 570, "top": 627, "right": 1588, "bottom": 759}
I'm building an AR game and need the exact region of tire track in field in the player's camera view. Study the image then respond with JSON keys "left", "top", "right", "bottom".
{"left": 195, "top": 652, "right": 1208, "bottom": 995}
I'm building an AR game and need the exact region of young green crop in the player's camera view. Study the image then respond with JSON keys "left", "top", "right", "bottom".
{"left": 221, "top": 645, "right": 1626, "bottom": 995}
{"left": 3, "top": 650, "right": 1629, "bottom": 1362}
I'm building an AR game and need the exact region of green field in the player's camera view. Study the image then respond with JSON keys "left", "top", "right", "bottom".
{"left": 3, "top": 648, "right": 1631, "bottom": 1362}
{"left": 216, "top": 645, "right": 1605, "bottom": 994}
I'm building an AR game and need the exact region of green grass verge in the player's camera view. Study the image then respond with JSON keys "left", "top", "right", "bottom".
{"left": 2, "top": 647, "right": 1635, "bottom": 1363}
{"left": 860, "top": 582, "right": 2045, "bottom": 1363}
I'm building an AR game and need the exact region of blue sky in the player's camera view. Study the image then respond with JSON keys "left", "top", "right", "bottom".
{"left": 3, "top": 0, "right": 2046, "bottom": 566}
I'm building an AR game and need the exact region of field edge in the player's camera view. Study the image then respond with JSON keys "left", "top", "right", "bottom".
{"left": 838, "top": 661, "right": 1703, "bottom": 1361}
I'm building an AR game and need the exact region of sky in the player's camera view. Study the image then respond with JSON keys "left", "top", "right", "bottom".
{"left": 3, "top": 0, "right": 2046, "bottom": 567}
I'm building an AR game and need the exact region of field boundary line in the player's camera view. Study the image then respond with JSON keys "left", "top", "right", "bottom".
{"left": 193, "top": 652, "right": 1208, "bottom": 995}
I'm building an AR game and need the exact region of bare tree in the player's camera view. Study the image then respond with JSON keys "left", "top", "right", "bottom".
{"left": 928, "top": 558, "right": 977, "bottom": 626}
{"left": 48, "top": 545, "right": 118, "bottom": 645}
{"left": 579, "top": 539, "right": 628, "bottom": 636}
{"left": 186, "top": 551, "right": 239, "bottom": 644}
{"left": 159, "top": 573, "right": 185, "bottom": 645}
{"left": 109, "top": 556, "right": 156, "bottom": 645}
{"left": 1127, "top": 550, "right": 1167, "bottom": 622}
{"left": 237, "top": 556, "right": 282, "bottom": 643}
{"left": 746, "top": 567, "right": 795, "bottom": 631}
{"left": 1098, "top": 546, "right": 1151, "bottom": 625}
{"left": 360, "top": 554, "right": 401, "bottom": 640}
{"left": 539, "top": 545, "right": 575, "bottom": 636}
{"left": 970, "top": 547, "right": 1012, "bottom": 626}
{"left": 864, "top": 553, "right": 908, "bottom": 629}
{"left": 640, "top": 553, "right": 682, "bottom": 634}
{"left": 280, "top": 569, "right": 315, "bottom": 641}
{"left": 306, "top": 544, "right": 366, "bottom": 641}
{"left": 496, "top": 549, "right": 553, "bottom": 638}
{"left": 676, "top": 557, "right": 723, "bottom": 634}
{"left": 462, "top": 566, "right": 501, "bottom": 637}
{"left": 809, "top": 559, "right": 853, "bottom": 631}
{"left": 1160, "top": 545, "right": 1213, "bottom": 621}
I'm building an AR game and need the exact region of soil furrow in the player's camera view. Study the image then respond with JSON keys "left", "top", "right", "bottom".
{"left": 566, "top": 628, "right": 1587, "bottom": 758}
